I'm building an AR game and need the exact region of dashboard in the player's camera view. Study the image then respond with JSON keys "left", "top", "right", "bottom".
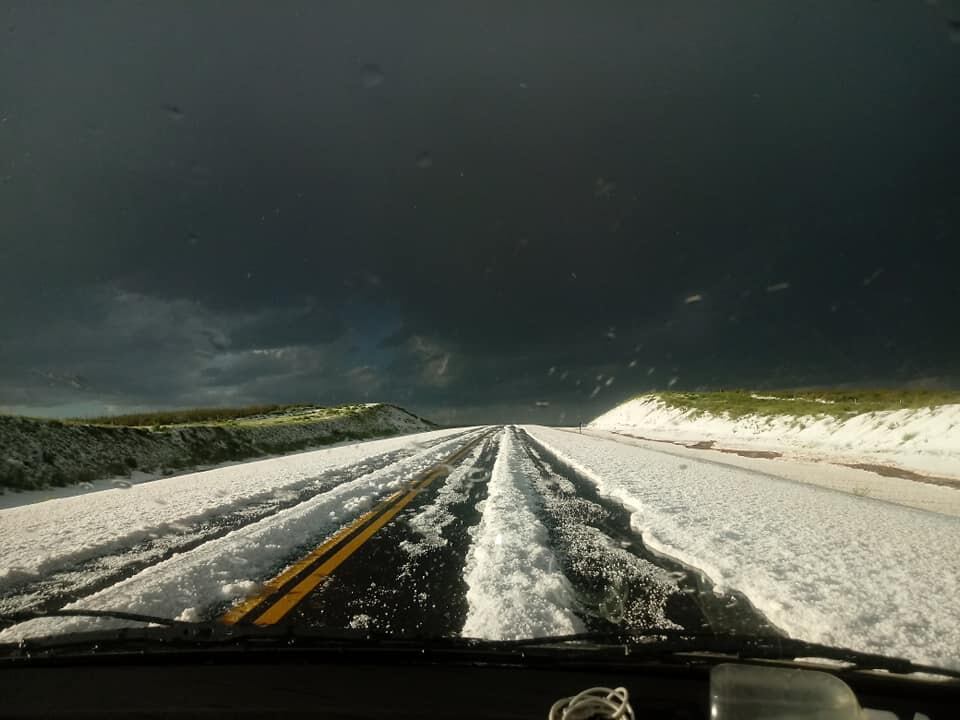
{"left": 2, "top": 652, "right": 957, "bottom": 719}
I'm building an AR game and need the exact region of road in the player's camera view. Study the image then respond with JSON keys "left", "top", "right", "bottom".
{"left": 225, "top": 427, "right": 772, "bottom": 637}
{"left": 1, "top": 425, "right": 959, "bottom": 669}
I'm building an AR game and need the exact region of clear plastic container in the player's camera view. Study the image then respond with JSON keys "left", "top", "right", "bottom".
{"left": 710, "top": 663, "right": 865, "bottom": 720}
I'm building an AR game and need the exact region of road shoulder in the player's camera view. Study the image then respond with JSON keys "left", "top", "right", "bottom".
{"left": 580, "top": 428, "right": 960, "bottom": 518}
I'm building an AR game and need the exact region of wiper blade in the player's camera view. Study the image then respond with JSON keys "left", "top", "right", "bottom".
{"left": 3, "top": 614, "right": 957, "bottom": 682}
{"left": 1, "top": 609, "right": 191, "bottom": 629}
{"left": 0, "top": 609, "right": 364, "bottom": 653}
{"left": 491, "top": 630, "right": 960, "bottom": 680}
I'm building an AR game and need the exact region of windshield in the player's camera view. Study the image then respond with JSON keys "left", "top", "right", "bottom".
{"left": 1, "top": 0, "right": 958, "bottom": 676}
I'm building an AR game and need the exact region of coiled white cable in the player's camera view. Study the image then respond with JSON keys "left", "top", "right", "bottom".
{"left": 548, "top": 686, "right": 635, "bottom": 720}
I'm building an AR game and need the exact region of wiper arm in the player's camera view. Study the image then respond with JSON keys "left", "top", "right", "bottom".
{"left": 493, "top": 630, "right": 960, "bottom": 680}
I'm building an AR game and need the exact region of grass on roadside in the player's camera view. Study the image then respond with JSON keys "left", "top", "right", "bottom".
{"left": 70, "top": 403, "right": 371, "bottom": 428}
{"left": 652, "top": 390, "right": 960, "bottom": 420}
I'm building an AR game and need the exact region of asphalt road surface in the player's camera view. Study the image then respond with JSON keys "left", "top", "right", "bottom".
{"left": 4, "top": 424, "right": 958, "bottom": 673}
{"left": 243, "top": 428, "right": 777, "bottom": 637}
{"left": 1, "top": 426, "right": 776, "bottom": 639}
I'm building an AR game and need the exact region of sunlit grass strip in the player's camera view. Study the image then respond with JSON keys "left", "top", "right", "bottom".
{"left": 70, "top": 403, "right": 372, "bottom": 428}
{"left": 651, "top": 390, "right": 960, "bottom": 419}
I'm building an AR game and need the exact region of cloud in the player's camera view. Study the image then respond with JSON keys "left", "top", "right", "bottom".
{"left": 345, "top": 366, "right": 383, "bottom": 397}
{"left": 405, "top": 335, "right": 456, "bottom": 389}
{"left": 0, "top": 288, "right": 350, "bottom": 413}
{"left": 1, "top": 2, "right": 958, "bottom": 420}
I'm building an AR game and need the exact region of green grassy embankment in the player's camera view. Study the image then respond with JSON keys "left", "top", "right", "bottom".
{"left": 654, "top": 390, "right": 960, "bottom": 420}
{"left": 1, "top": 403, "right": 435, "bottom": 492}
{"left": 72, "top": 404, "right": 311, "bottom": 427}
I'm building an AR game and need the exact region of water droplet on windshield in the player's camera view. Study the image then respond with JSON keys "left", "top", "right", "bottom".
{"left": 594, "top": 177, "right": 616, "bottom": 199}
{"left": 862, "top": 268, "right": 884, "bottom": 286}
{"left": 360, "top": 64, "right": 384, "bottom": 88}
{"left": 416, "top": 151, "right": 433, "bottom": 169}
{"left": 163, "top": 104, "right": 185, "bottom": 121}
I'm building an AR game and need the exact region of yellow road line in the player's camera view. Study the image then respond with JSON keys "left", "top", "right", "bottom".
{"left": 252, "top": 471, "right": 442, "bottom": 626}
{"left": 220, "top": 431, "right": 489, "bottom": 627}
{"left": 220, "top": 493, "right": 401, "bottom": 625}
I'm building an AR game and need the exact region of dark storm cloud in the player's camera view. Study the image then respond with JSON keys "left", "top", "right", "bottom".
{"left": 1, "top": 1, "right": 958, "bottom": 421}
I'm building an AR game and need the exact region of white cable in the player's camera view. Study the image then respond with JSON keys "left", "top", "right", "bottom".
{"left": 548, "top": 686, "right": 635, "bottom": 720}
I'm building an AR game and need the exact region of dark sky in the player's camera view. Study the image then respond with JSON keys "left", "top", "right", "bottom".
{"left": 1, "top": 1, "right": 958, "bottom": 424}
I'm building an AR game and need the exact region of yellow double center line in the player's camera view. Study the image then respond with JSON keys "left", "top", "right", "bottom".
{"left": 221, "top": 432, "right": 488, "bottom": 627}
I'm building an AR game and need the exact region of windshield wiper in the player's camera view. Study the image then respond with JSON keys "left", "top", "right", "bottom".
{"left": 0, "top": 609, "right": 191, "bottom": 628}
{"left": 0, "top": 609, "right": 365, "bottom": 649}
{"left": 492, "top": 630, "right": 960, "bottom": 680}
{"left": 3, "top": 612, "right": 958, "bottom": 681}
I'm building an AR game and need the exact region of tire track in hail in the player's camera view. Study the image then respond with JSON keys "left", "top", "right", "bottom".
{"left": 286, "top": 429, "right": 502, "bottom": 636}
{"left": 515, "top": 428, "right": 782, "bottom": 637}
